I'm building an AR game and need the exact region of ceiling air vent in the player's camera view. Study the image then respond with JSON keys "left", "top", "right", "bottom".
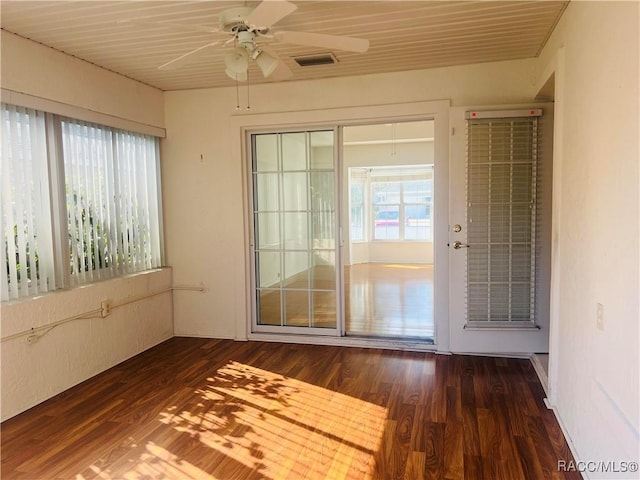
{"left": 293, "top": 53, "right": 338, "bottom": 67}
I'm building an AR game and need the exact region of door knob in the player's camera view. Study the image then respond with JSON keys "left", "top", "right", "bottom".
{"left": 452, "top": 241, "right": 470, "bottom": 249}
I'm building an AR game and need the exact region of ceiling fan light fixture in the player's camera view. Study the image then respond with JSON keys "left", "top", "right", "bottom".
{"left": 254, "top": 49, "right": 279, "bottom": 78}
{"left": 225, "top": 68, "right": 248, "bottom": 81}
{"left": 224, "top": 47, "right": 249, "bottom": 75}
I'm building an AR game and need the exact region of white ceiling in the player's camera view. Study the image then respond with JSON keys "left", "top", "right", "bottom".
{"left": 0, "top": 0, "right": 568, "bottom": 92}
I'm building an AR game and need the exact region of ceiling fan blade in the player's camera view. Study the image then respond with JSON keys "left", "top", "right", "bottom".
{"left": 158, "top": 42, "right": 219, "bottom": 70}
{"left": 275, "top": 31, "right": 370, "bottom": 53}
{"left": 246, "top": 0, "right": 297, "bottom": 29}
{"left": 260, "top": 45, "right": 293, "bottom": 80}
{"left": 117, "top": 18, "right": 219, "bottom": 35}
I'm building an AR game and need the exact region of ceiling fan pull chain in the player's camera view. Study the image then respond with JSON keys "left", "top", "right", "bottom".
{"left": 246, "top": 74, "right": 251, "bottom": 110}
{"left": 235, "top": 75, "right": 240, "bottom": 110}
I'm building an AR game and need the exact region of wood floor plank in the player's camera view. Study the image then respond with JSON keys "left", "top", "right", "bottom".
{"left": 443, "top": 417, "right": 464, "bottom": 480}
{"left": 515, "top": 434, "right": 547, "bottom": 480}
{"left": 404, "top": 451, "right": 426, "bottom": 480}
{"left": 2, "top": 338, "right": 579, "bottom": 480}
{"left": 423, "top": 421, "right": 445, "bottom": 480}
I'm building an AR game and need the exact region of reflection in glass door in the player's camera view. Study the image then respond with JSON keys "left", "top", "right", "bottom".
{"left": 251, "top": 130, "right": 339, "bottom": 335}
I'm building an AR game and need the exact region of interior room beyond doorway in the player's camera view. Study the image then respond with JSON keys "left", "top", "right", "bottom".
{"left": 343, "top": 121, "right": 435, "bottom": 341}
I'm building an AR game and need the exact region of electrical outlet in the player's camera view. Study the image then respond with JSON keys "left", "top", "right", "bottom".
{"left": 596, "top": 303, "right": 604, "bottom": 331}
{"left": 101, "top": 301, "right": 111, "bottom": 318}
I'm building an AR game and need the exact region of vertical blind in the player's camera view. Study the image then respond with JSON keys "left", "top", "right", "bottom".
{"left": 61, "top": 120, "right": 162, "bottom": 284}
{"left": 1, "top": 102, "right": 163, "bottom": 302}
{"left": 466, "top": 112, "right": 540, "bottom": 323}
{"left": 1, "top": 105, "right": 55, "bottom": 300}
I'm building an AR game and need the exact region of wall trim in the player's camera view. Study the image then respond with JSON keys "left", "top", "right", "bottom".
{"left": 530, "top": 353, "right": 549, "bottom": 394}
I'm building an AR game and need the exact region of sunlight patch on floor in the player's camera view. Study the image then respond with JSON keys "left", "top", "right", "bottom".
{"left": 383, "top": 263, "right": 431, "bottom": 270}
{"left": 79, "top": 443, "right": 223, "bottom": 480}
{"left": 91, "top": 361, "right": 388, "bottom": 479}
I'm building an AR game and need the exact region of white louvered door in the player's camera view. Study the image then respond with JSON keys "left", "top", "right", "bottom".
{"left": 448, "top": 106, "right": 552, "bottom": 354}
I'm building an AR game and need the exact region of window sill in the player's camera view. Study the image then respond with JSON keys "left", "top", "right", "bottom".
{"left": 2, "top": 267, "right": 170, "bottom": 306}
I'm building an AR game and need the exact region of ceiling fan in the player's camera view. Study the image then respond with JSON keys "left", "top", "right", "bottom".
{"left": 121, "top": 0, "right": 370, "bottom": 81}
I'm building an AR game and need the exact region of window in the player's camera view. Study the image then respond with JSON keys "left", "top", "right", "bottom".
{"left": 1, "top": 105, "right": 55, "bottom": 300}
{"left": 403, "top": 180, "right": 432, "bottom": 240}
{"left": 1, "top": 103, "right": 163, "bottom": 301}
{"left": 372, "top": 182, "right": 401, "bottom": 240}
{"left": 62, "top": 120, "right": 162, "bottom": 284}
{"left": 349, "top": 183, "right": 365, "bottom": 241}
{"left": 349, "top": 166, "right": 433, "bottom": 242}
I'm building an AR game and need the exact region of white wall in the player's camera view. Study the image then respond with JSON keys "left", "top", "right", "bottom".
{"left": 0, "top": 33, "right": 170, "bottom": 421}
{"left": 351, "top": 242, "right": 433, "bottom": 265}
{"left": 535, "top": 1, "right": 639, "bottom": 475}
{"left": 163, "top": 58, "right": 538, "bottom": 340}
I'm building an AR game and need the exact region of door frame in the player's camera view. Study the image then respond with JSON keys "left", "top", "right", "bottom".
{"left": 232, "top": 100, "right": 451, "bottom": 352}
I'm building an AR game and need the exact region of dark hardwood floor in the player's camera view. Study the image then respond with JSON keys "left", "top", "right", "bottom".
{"left": 1, "top": 338, "right": 579, "bottom": 479}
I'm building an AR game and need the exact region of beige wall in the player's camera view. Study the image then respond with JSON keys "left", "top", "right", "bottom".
{"left": 535, "top": 0, "right": 639, "bottom": 472}
{"left": 0, "top": 33, "right": 170, "bottom": 420}
{"left": 0, "top": 31, "right": 164, "bottom": 132}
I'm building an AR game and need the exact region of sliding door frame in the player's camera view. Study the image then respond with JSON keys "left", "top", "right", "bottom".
{"left": 247, "top": 126, "right": 342, "bottom": 337}
{"left": 232, "top": 100, "right": 450, "bottom": 352}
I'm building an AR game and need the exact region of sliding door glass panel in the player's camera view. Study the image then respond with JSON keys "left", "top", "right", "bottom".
{"left": 284, "top": 290, "right": 309, "bottom": 326}
{"left": 282, "top": 133, "right": 306, "bottom": 170}
{"left": 255, "top": 213, "right": 280, "bottom": 248}
{"left": 312, "top": 251, "right": 335, "bottom": 289}
{"left": 284, "top": 251, "right": 309, "bottom": 288}
{"left": 310, "top": 131, "right": 334, "bottom": 169}
{"left": 255, "top": 174, "right": 279, "bottom": 211}
{"left": 257, "top": 251, "right": 281, "bottom": 288}
{"left": 252, "top": 130, "right": 338, "bottom": 333}
{"left": 255, "top": 135, "right": 278, "bottom": 171}
{"left": 283, "top": 212, "right": 309, "bottom": 249}
{"left": 311, "top": 172, "right": 335, "bottom": 211}
{"left": 283, "top": 172, "right": 308, "bottom": 210}
{"left": 259, "top": 290, "right": 281, "bottom": 325}
{"left": 312, "top": 291, "right": 336, "bottom": 327}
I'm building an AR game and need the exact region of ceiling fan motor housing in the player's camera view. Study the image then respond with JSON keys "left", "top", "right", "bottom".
{"left": 237, "top": 31, "right": 256, "bottom": 51}
{"left": 219, "top": 7, "right": 254, "bottom": 32}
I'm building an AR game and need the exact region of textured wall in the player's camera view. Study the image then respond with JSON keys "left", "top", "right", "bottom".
{"left": 1, "top": 269, "right": 173, "bottom": 421}
{"left": 535, "top": 1, "right": 639, "bottom": 474}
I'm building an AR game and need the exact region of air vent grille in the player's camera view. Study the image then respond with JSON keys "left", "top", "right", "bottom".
{"left": 293, "top": 53, "right": 338, "bottom": 67}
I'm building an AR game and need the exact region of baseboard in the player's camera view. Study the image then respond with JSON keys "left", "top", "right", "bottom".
{"left": 547, "top": 402, "right": 586, "bottom": 479}
{"left": 530, "top": 353, "right": 549, "bottom": 395}
{"left": 247, "top": 332, "right": 437, "bottom": 352}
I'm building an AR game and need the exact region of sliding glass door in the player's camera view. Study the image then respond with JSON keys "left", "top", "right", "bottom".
{"left": 251, "top": 129, "right": 340, "bottom": 335}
